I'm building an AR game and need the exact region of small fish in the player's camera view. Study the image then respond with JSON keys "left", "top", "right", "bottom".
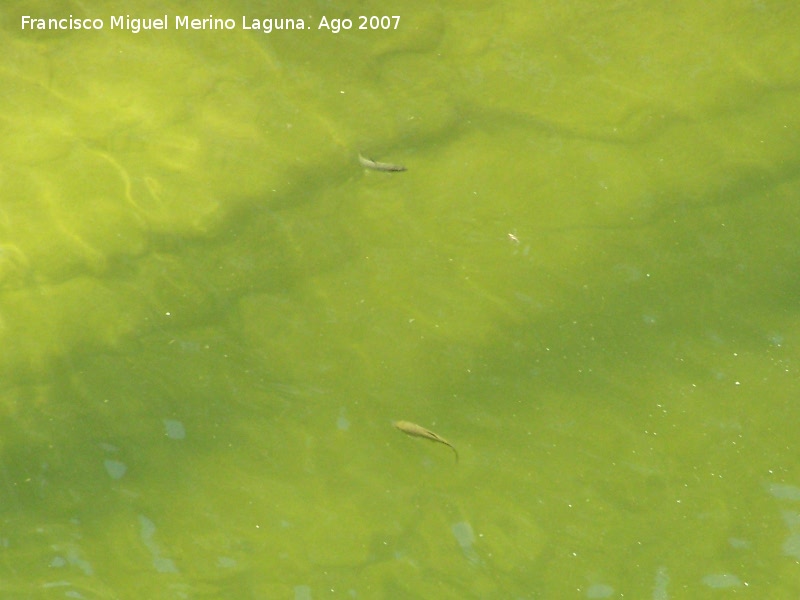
{"left": 358, "top": 153, "right": 407, "bottom": 172}
{"left": 393, "top": 420, "right": 458, "bottom": 463}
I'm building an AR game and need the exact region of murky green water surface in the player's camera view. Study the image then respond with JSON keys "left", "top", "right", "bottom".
{"left": 2, "top": 0, "right": 800, "bottom": 597}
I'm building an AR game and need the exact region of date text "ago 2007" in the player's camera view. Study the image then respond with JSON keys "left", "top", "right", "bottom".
{"left": 319, "top": 15, "right": 400, "bottom": 33}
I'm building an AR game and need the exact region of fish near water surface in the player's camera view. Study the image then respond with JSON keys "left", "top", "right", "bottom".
{"left": 393, "top": 420, "right": 459, "bottom": 463}
{"left": 358, "top": 153, "right": 407, "bottom": 172}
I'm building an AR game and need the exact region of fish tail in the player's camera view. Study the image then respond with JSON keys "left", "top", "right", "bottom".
{"left": 448, "top": 443, "right": 459, "bottom": 463}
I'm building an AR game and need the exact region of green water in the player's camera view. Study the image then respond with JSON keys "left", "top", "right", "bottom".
{"left": 1, "top": 0, "right": 800, "bottom": 597}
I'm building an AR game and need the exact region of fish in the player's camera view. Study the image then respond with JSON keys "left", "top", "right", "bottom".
{"left": 358, "top": 153, "right": 407, "bottom": 172}
{"left": 393, "top": 420, "right": 458, "bottom": 463}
